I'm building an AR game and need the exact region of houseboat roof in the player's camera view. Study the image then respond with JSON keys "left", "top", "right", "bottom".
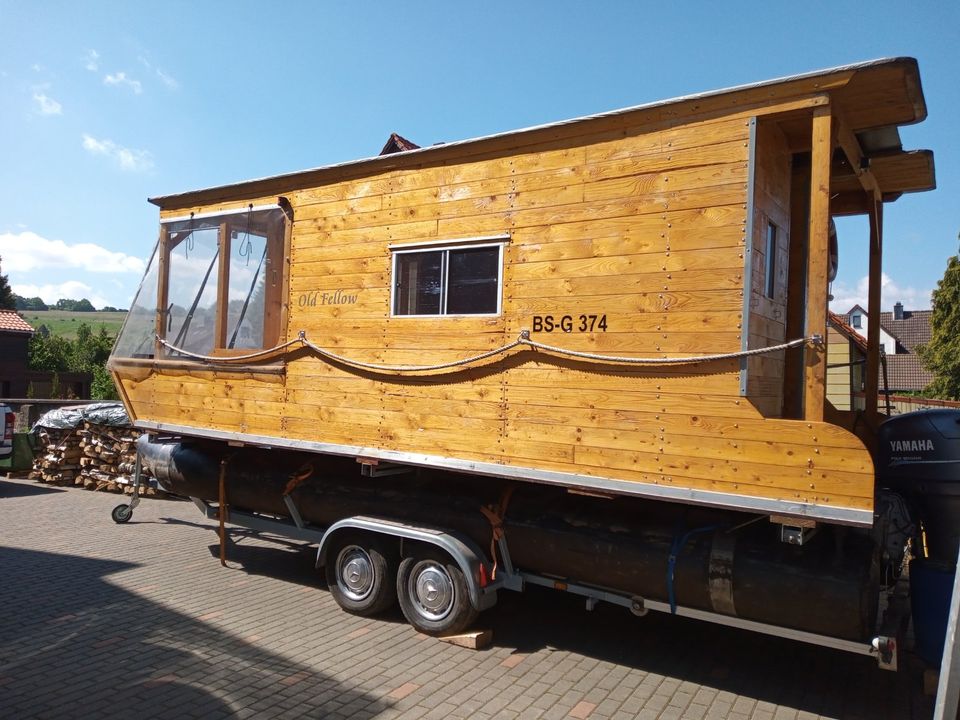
{"left": 149, "top": 57, "right": 934, "bottom": 212}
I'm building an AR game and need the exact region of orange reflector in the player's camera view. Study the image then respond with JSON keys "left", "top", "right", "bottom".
{"left": 478, "top": 563, "right": 488, "bottom": 587}
{"left": 554, "top": 582, "right": 567, "bottom": 591}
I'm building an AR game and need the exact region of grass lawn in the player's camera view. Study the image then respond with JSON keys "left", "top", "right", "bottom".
{"left": 20, "top": 310, "right": 127, "bottom": 340}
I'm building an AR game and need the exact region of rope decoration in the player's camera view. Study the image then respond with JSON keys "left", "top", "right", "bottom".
{"left": 154, "top": 330, "right": 821, "bottom": 373}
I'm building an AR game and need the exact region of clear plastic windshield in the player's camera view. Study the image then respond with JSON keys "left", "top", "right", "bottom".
{"left": 111, "top": 241, "right": 160, "bottom": 359}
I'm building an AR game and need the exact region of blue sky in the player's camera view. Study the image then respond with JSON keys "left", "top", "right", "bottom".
{"left": 0, "top": 1, "right": 956, "bottom": 311}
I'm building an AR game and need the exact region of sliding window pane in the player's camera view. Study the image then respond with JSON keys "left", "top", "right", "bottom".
{"left": 165, "top": 225, "right": 219, "bottom": 356}
{"left": 446, "top": 247, "right": 499, "bottom": 314}
{"left": 394, "top": 251, "right": 442, "bottom": 315}
{"left": 226, "top": 228, "right": 268, "bottom": 349}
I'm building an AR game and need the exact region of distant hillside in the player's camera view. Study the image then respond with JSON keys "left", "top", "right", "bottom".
{"left": 20, "top": 310, "right": 127, "bottom": 340}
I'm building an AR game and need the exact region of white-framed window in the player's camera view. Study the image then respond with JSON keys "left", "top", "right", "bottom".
{"left": 390, "top": 236, "right": 507, "bottom": 317}
{"left": 851, "top": 314, "right": 862, "bottom": 329}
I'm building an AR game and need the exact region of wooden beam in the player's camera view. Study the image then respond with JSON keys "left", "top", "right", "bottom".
{"left": 865, "top": 197, "right": 883, "bottom": 417}
{"left": 829, "top": 191, "right": 873, "bottom": 217}
{"left": 783, "top": 158, "right": 810, "bottom": 419}
{"left": 834, "top": 115, "right": 881, "bottom": 196}
{"left": 155, "top": 225, "right": 170, "bottom": 358}
{"left": 804, "top": 106, "right": 832, "bottom": 422}
{"left": 214, "top": 221, "right": 230, "bottom": 350}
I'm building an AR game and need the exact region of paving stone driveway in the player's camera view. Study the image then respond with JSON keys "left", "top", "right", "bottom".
{"left": 0, "top": 476, "right": 932, "bottom": 719}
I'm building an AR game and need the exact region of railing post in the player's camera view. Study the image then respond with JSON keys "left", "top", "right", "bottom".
{"left": 803, "top": 105, "right": 832, "bottom": 422}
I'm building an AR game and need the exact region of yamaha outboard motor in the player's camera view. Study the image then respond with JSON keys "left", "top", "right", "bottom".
{"left": 877, "top": 408, "right": 960, "bottom": 664}
{"left": 877, "top": 409, "right": 960, "bottom": 564}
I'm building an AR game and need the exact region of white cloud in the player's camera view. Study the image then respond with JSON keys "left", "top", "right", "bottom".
{"left": 85, "top": 49, "right": 100, "bottom": 72}
{"left": 103, "top": 71, "right": 142, "bottom": 94}
{"left": 32, "top": 90, "right": 62, "bottom": 115}
{"left": 138, "top": 55, "right": 179, "bottom": 90}
{"left": 12, "top": 280, "right": 112, "bottom": 310}
{"left": 156, "top": 68, "right": 179, "bottom": 90}
{"left": 81, "top": 134, "right": 154, "bottom": 172}
{"left": 31, "top": 63, "right": 42, "bottom": 72}
{"left": 0, "top": 230, "right": 146, "bottom": 274}
{"left": 830, "top": 273, "right": 933, "bottom": 314}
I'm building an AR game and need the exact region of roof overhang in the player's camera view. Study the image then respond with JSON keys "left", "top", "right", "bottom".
{"left": 149, "top": 57, "right": 934, "bottom": 211}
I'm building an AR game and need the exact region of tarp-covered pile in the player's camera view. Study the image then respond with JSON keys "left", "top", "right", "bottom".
{"left": 29, "top": 403, "right": 160, "bottom": 495}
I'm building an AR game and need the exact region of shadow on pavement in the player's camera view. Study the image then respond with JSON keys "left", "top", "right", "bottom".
{"left": 0, "top": 546, "right": 390, "bottom": 719}
{"left": 488, "top": 584, "right": 931, "bottom": 719}
{"left": 0, "top": 478, "right": 65, "bottom": 498}
{"left": 162, "top": 513, "right": 933, "bottom": 719}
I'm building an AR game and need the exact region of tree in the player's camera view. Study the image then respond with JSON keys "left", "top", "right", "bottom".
{"left": 0, "top": 255, "right": 14, "bottom": 310}
{"left": 14, "top": 295, "right": 48, "bottom": 311}
{"left": 28, "top": 332, "right": 72, "bottom": 372}
{"left": 55, "top": 297, "right": 95, "bottom": 311}
{"left": 917, "top": 241, "right": 960, "bottom": 400}
{"left": 90, "top": 365, "right": 119, "bottom": 400}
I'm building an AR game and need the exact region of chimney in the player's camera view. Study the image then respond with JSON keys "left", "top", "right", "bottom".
{"left": 894, "top": 302, "right": 904, "bottom": 320}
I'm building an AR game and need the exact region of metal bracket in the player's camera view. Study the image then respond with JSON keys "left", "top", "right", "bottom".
{"left": 873, "top": 636, "right": 898, "bottom": 671}
{"left": 356, "top": 458, "right": 413, "bottom": 478}
{"left": 780, "top": 524, "right": 818, "bottom": 546}
{"left": 771, "top": 515, "right": 817, "bottom": 546}
{"left": 282, "top": 494, "right": 306, "bottom": 529}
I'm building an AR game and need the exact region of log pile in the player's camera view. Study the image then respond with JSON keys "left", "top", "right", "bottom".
{"left": 30, "top": 423, "right": 162, "bottom": 496}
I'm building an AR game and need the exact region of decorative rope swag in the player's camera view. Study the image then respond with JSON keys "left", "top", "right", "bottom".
{"left": 155, "top": 330, "right": 821, "bottom": 374}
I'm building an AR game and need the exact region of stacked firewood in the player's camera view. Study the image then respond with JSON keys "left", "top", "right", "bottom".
{"left": 30, "top": 423, "right": 161, "bottom": 496}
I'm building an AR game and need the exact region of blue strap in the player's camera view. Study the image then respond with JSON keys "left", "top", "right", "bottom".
{"left": 666, "top": 524, "right": 720, "bottom": 614}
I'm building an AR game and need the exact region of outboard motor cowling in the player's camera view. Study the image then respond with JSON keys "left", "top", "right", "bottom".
{"left": 877, "top": 409, "right": 960, "bottom": 563}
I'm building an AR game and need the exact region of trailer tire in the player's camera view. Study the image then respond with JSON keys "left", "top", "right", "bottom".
{"left": 326, "top": 535, "right": 397, "bottom": 616}
{"left": 397, "top": 549, "right": 477, "bottom": 636}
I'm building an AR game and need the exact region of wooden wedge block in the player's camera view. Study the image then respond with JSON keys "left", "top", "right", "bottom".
{"left": 436, "top": 629, "right": 492, "bottom": 650}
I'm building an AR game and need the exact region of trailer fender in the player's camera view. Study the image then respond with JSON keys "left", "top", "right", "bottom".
{"left": 316, "top": 516, "right": 497, "bottom": 612}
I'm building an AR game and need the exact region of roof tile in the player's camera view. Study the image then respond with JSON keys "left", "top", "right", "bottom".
{"left": 0, "top": 310, "right": 35, "bottom": 334}
{"left": 879, "top": 309, "right": 932, "bottom": 351}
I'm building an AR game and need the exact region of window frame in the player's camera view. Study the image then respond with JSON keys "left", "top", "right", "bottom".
{"left": 157, "top": 204, "right": 289, "bottom": 359}
{"left": 389, "top": 236, "right": 507, "bottom": 318}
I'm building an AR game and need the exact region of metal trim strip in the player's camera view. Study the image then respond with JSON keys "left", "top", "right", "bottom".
{"left": 160, "top": 203, "right": 281, "bottom": 224}
{"left": 740, "top": 117, "right": 758, "bottom": 396}
{"left": 134, "top": 420, "right": 874, "bottom": 527}
{"left": 387, "top": 234, "right": 511, "bottom": 251}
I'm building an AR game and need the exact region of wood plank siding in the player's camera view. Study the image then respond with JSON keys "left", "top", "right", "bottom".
{"left": 111, "top": 60, "right": 939, "bottom": 526}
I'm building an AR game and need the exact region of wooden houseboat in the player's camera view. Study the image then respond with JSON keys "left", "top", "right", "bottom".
{"left": 111, "top": 57, "right": 934, "bottom": 528}
{"left": 108, "top": 59, "right": 950, "bottom": 652}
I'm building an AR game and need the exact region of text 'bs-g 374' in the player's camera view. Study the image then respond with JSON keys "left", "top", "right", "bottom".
{"left": 531, "top": 315, "right": 608, "bottom": 333}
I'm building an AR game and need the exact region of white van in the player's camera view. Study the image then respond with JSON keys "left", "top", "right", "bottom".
{"left": 0, "top": 404, "right": 13, "bottom": 460}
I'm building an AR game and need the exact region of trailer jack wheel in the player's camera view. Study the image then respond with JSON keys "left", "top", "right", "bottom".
{"left": 397, "top": 550, "right": 478, "bottom": 636}
{"left": 326, "top": 535, "right": 397, "bottom": 616}
{"left": 111, "top": 504, "right": 133, "bottom": 524}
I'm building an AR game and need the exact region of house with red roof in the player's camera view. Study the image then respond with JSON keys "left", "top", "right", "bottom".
{"left": 843, "top": 303, "right": 934, "bottom": 394}
{"left": 826, "top": 312, "right": 868, "bottom": 411}
{"left": 0, "top": 310, "right": 36, "bottom": 398}
{"left": 0, "top": 310, "right": 93, "bottom": 400}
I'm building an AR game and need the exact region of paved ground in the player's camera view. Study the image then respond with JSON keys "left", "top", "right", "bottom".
{"left": 0, "top": 475, "right": 934, "bottom": 720}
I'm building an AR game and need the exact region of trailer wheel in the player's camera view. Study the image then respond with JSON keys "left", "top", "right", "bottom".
{"left": 326, "top": 535, "right": 397, "bottom": 616}
{"left": 397, "top": 550, "right": 477, "bottom": 636}
{"left": 111, "top": 504, "right": 132, "bottom": 524}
